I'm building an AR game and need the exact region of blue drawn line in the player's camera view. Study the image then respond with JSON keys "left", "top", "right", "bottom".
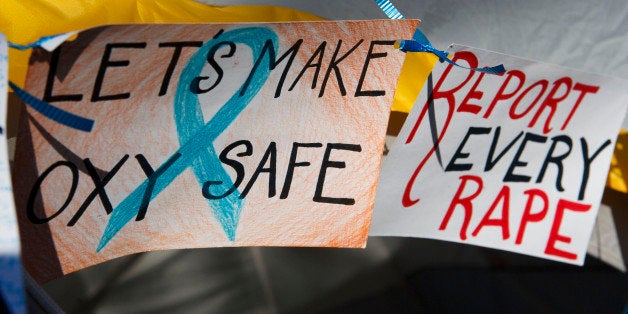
{"left": 9, "top": 82, "right": 94, "bottom": 132}
{"left": 97, "top": 27, "right": 277, "bottom": 251}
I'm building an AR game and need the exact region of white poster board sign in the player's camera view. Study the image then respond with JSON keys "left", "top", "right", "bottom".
{"left": 371, "top": 44, "right": 628, "bottom": 265}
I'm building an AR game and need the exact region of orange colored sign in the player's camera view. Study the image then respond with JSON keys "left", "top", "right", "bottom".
{"left": 13, "top": 20, "right": 418, "bottom": 282}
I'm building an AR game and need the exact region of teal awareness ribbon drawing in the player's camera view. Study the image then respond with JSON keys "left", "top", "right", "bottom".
{"left": 97, "top": 27, "right": 277, "bottom": 251}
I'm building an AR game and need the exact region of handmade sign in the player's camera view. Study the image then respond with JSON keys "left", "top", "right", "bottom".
{"left": 371, "top": 44, "right": 628, "bottom": 265}
{"left": 0, "top": 33, "right": 25, "bottom": 314}
{"left": 12, "top": 20, "right": 419, "bottom": 282}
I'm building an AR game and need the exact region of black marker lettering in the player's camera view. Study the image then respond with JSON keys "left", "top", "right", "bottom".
{"left": 536, "top": 135, "right": 572, "bottom": 192}
{"left": 67, "top": 155, "right": 130, "bottom": 226}
{"left": 241, "top": 39, "right": 303, "bottom": 98}
{"left": 43, "top": 48, "right": 83, "bottom": 102}
{"left": 240, "top": 142, "right": 277, "bottom": 198}
{"left": 355, "top": 40, "right": 393, "bottom": 97}
{"left": 314, "top": 143, "right": 361, "bottom": 205}
{"left": 280, "top": 142, "right": 323, "bottom": 199}
{"left": 135, "top": 153, "right": 181, "bottom": 221}
{"left": 319, "top": 39, "right": 364, "bottom": 97}
{"left": 158, "top": 41, "right": 203, "bottom": 96}
{"left": 579, "top": 138, "right": 611, "bottom": 200}
{"left": 445, "top": 127, "right": 491, "bottom": 172}
{"left": 289, "top": 41, "right": 326, "bottom": 91}
{"left": 485, "top": 127, "right": 523, "bottom": 172}
{"left": 203, "top": 140, "right": 253, "bottom": 200}
{"left": 504, "top": 133, "right": 547, "bottom": 182}
{"left": 190, "top": 41, "right": 236, "bottom": 94}
{"left": 92, "top": 42, "right": 147, "bottom": 102}
{"left": 27, "top": 161, "right": 78, "bottom": 224}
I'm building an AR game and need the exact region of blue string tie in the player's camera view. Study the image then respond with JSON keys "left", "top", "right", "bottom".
{"left": 395, "top": 30, "right": 506, "bottom": 75}
{"left": 372, "top": 0, "right": 506, "bottom": 75}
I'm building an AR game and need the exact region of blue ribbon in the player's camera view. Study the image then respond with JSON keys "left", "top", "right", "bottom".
{"left": 9, "top": 82, "right": 94, "bottom": 132}
{"left": 397, "top": 31, "right": 506, "bottom": 75}
{"left": 8, "top": 34, "right": 64, "bottom": 50}
{"left": 373, "top": 0, "right": 506, "bottom": 75}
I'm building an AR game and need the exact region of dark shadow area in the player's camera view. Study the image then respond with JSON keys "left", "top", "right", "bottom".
{"left": 11, "top": 101, "right": 64, "bottom": 283}
{"left": 387, "top": 111, "right": 408, "bottom": 136}
{"left": 6, "top": 93, "right": 22, "bottom": 139}
{"left": 309, "top": 242, "right": 627, "bottom": 314}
